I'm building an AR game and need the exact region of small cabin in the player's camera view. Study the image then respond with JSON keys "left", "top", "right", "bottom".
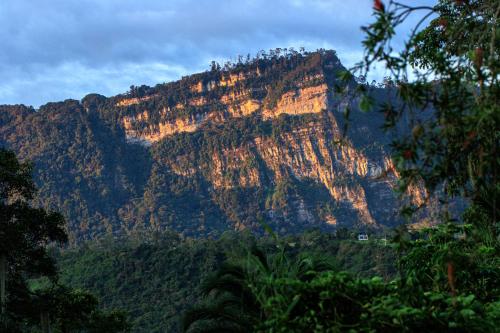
{"left": 357, "top": 232, "right": 369, "bottom": 241}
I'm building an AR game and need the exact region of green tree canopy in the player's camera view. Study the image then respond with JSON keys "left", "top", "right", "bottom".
{"left": 1, "top": 148, "right": 130, "bottom": 332}
{"left": 353, "top": 0, "right": 499, "bottom": 222}
{"left": 1, "top": 148, "right": 67, "bottom": 326}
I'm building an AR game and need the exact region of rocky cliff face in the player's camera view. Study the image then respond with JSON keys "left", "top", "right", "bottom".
{"left": 0, "top": 50, "right": 426, "bottom": 241}
{"left": 114, "top": 52, "right": 333, "bottom": 142}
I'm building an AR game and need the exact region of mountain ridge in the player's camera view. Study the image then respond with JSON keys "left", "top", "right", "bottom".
{"left": 0, "top": 49, "right": 427, "bottom": 242}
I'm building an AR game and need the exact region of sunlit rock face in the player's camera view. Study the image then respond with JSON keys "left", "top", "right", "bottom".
{"left": 0, "top": 50, "right": 430, "bottom": 241}
{"left": 114, "top": 51, "right": 334, "bottom": 143}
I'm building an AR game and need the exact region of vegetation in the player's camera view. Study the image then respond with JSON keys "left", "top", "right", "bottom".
{"left": 0, "top": 148, "right": 129, "bottom": 332}
{"left": 354, "top": 0, "right": 499, "bottom": 219}
{"left": 55, "top": 231, "right": 395, "bottom": 333}
{"left": 0, "top": 101, "right": 152, "bottom": 242}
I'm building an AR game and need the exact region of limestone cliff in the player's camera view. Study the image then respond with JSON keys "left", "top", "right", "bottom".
{"left": 107, "top": 50, "right": 417, "bottom": 232}
{"left": 0, "top": 50, "right": 428, "bottom": 240}
{"left": 114, "top": 52, "right": 334, "bottom": 143}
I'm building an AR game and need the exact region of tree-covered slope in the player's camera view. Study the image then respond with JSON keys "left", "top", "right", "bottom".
{"left": 0, "top": 102, "right": 151, "bottom": 242}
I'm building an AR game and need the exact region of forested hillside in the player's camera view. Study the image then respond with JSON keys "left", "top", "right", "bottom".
{"left": 0, "top": 50, "right": 429, "bottom": 242}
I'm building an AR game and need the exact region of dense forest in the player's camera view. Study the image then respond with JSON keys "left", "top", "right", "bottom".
{"left": 55, "top": 231, "right": 395, "bottom": 332}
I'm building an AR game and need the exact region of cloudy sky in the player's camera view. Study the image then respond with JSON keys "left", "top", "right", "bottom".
{"left": 0, "top": 0, "right": 435, "bottom": 107}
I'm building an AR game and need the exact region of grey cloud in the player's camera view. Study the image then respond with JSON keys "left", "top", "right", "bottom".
{"left": 0, "top": 0, "right": 436, "bottom": 107}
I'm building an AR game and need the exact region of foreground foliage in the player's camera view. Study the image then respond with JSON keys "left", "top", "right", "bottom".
{"left": 254, "top": 222, "right": 499, "bottom": 332}
{"left": 183, "top": 220, "right": 499, "bottom": 332}
{"left": 0, "top": 148, "right": 129, "bottom": 332}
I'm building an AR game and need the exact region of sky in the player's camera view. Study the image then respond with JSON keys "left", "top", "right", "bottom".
{"left": 0, "top": 0, "right": 435, "bottom": 107}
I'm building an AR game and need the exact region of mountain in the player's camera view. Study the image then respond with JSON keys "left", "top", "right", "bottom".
{"left": 0, "top": 50, "right": 425, "bottom": 242}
